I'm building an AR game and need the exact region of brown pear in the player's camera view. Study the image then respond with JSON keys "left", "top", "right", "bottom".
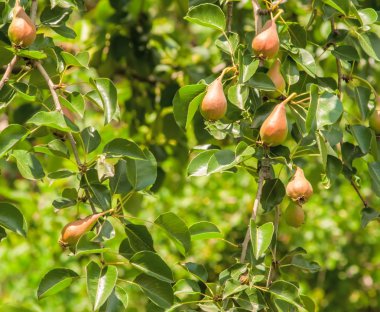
{"left": 286, "top": 167, "right": 313, "bottom": 203}
{"left": 284, "top": 202, "right": 305, "bottom": 228}
{"left": 59, "top": 211, "right": 107, "bottom": 248}
{"left": 200, "top": 77, "right": 227, "bottom": 121}
{"left": 8, "top": 0, "right": 36, "bottom": 48}
{"left": 252, "top": 19, "right": 279, "bottom": 59}
{"left": 267, "top": 59, "right": 285, "bottom": 97}
{"left": 260, "top": 101, "right": 287, "bottom": 146}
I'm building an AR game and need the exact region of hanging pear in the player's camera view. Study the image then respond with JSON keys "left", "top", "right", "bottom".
{"left": 267, "top": 59, "right": 285, "bottom": 97}
{"left": 260, "top": 101, "right": 287, "bottom": 146}
{"left": 59, "top": 211, "right": 107, "bottom": 249}
{"left": 200, "top": 77, "right": 227, "bottom": 121}
{"left": 284, "top": 202, "right": 305, "bottom": 228}
{"left": 252, "top": 19, "right": 279, "bottom": 59}
{"left": 286, "top": 166, "right": 313, "bottom": 203}
{"left": 369, "top": 96, "right": 380, "bottom": 134}
{"left": 8, "top": 0, "right": 36, "bottom": 48}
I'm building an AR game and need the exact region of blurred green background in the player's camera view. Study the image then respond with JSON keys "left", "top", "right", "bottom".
{"left": 0, "top": 0, "right": 380, "bottom": 311}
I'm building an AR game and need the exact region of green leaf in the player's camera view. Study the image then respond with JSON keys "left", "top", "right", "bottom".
{"left": 290, "top": 49, "right": 316, "bottom": 77}
{"left": 86, "top": 262, "right": 118, "bottom": 311}
{"left": 260, "top": 179, "right": 286, "bottom": 212}
{"left": 269, "top": 280, "right": 306, "bottom": 311}
{"left": 350, "top": 125, "right": 372, "bottom": 154}
{"left": 316, "top": 92, "right": 343, "bottom": 129}
{"left": 0, "top": 124, "right": 28, "bottom": 158}
{"left": 109, "top": 159, "right": 132, "bottom": 194}
{"left": 61, "top": 51, "right": 89, "bottom": 68}
{"left": 0, "top": 227, "right": 6, "bottom": 242}
{"left": 228, "top": 84, "right": 249, "bottom": 109}
{"left": 316, "top": 132, "right": 328, "bottom": 169}
{"left": 216, "top": 32, "right": 239, "bottom": 56}
{"left": 37, "top": 268, "right": 79, "bottom": 299}
{"left": 99, "top": 286, "right": 129, "bottom": 312}
{"left": 124, "top": 224, "right": 155, "bottom": 253}
{"left": 126, "top": 149, "right": 157, "bottom": 191}
{"left": 90, "top": 78, "right": 118, "bottom": 125}
{"left": 173, "top": 84, "right": 206, "bottom": 129}
{"left": 183, "top": 262, "right": 208, "bottom": 281}
{"left": 184, "top": 4, "right": 226, "bottom": 31}
{"left": 189, "top": 221, "right": 223, "bottom": 240}
{"left": 48, "top": 169, "right": 75, "bottom": 179}
{"left": 186, "top": 91, "right": 205, "bottom": 129}
{"left": 368, "top": 162, "right": 380, "bottom": 197}
{"left": 40, "top": 6, "right": 71, "bottom": 26}
{"left": 248, "top": 72, "right": 276, "bottom": 91}
{"left": 155, "top": 212, "right": 191, "bottom": 256}
{"left": 353, "top": 86, "right": 371, "bottom": 120}
{"left": 15, "top": 50, "right": 47, "bottom": 60}
{"left": 241, "top": 58, "right": 259, "bottom": 83}
{"left": 0, "top": 202, "right": 27, "bottom": 237}
{"left": 332, "top": 45, "right": 359, "bottom": 61}
{"left": 283, "top": 58, "right": 299, "bottom": 86}
{"left": 12, "top": 150, "right": 45, "bottom": 180}
{"left": 288, "top": 24, "right": 307, "bottom": 48}
{"left": 134, "top": 274, "right": 174, "bottom": 309}
{"left": 323, "top": 0, "right": 349, "bottom": 15}
{"left": 187, "top": 150, "right": 218, "bottom": 177}
{"left": 87, "top": 184, "right": 111, "bottom": 211}
{"left": 81, "top": 126, "right": 101, "bottom": 154}
{"left": 103, "top": 138, "right": 146, "bottom": 159}
{"left": 51, "top": 25, "right": 77, "bottom": 39}
{"left": 60, "top": 92, "right": 85, "bottom": 118}
{"left": 358, "top": 8, "right": 378, "bottom": 25}
{"left": 361, "top": 207, "right": 380, "bottom": 228}
{"left": 27, "top": 111, "right": 79, "bottom": 132}
{"left": 130, "top": 251, "right": 174, "bottom": 283}
{"left": 289, "top": 255, "right": 320, "bottom": 273}
{"left": 356, "top": 32, "right": 380, "bottom": 61}
{"left": 305, "top": 84, "right": 318, "bottom": 133}
{"left": 207, "top": 149, "right": 236, "bottom": 174}
{"left": 250, "top": 220, "right": 274, "bottom": 260}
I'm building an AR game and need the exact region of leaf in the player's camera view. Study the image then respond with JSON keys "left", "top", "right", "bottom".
{"left": 0, "top": 124, "right": 28, "bottom": 158}
{"left": 90, "top": 78, "right": 118, "bottom": 125}
{"left": 86, "top": 262, "right": 118, "bottom": 311}
{"left": 289, "top": 255, "right": 320, "bottom": 273}
{"left": 81, "top": 126, "right": 101, "bottom": 153}
{"left": 269, "top": 280, "right": 306, "bottom": 311}
{"left": 99, "top": 286, "right": 129, "bottom": 312}
{"left": 60, "top": 92, "right": 85, "bottom": 118}
{"left": 27, "top": 111, "right": 79, "bottom": 132}
{"left": 260, "top": 179, "right": 286, "bottom": 212}
{"left": 361, "top": 207, "right": 380, "bottom": 228}
{"left": 173, "top": 84, "right": 206, "bottom": 129}
{"left": 350, "top": 125, "right": 372, "bottom": 154}
{"left": 323, "top": 0, "right": 349, "bottom": 15}
{"left": 103, "top": 138, "right": 146, "bottom": 159}
{"left": 130, "top": 251, "right": 174, "bottom": 283}
{"left": 332, "top": 45, "right": 359, "bottom": 62}
{"left": 207, "top": 149, "right": 236, "bottom": 174}
{"left": 248, "top": 72, "right": 276, "bottom": 91}
{"left": 126, "top": 149, "right": 157, "bottom": 191}
{"left": 358, "top": 8, "right": 378, "bottom": 25}
{"left": 0, "top": 202, "right": 27, "bottom": 237}
{"left": 316, "top": 92, "right": 343, "bottom": 129}
{"left": 356, "top": 32, "right": 380, "bottom": 61}
{"left": 228, "top": 84, "right": 249, "bottom": 109}
{"left": 109, "top": 159, "right": 132, "bottom": 194}
{"left": 61, "top": 51, "right": 89, "bottom": 68}
{"left": 288, "top": 24, "right": 307, "bottom": 48}
{"left": 155, "top": 212, "right": 191, "bottom": 256}
{"left": 184, "top": 4, "right": 226, "bottom": 31}
{"left": 48, "top": 169, "right": 75, "bottom": 179}
{"left": 37, "top": 268, "right": 79, "bottom": 299}
{"left": 186, "top": 91, "right": 205, "bottom": 129}
{"left": 368, "top": 162, "right": 380, "bottom": 197}
{"left": 183, "top": 262, "right": 208, "bottom": 281}
{"left": 305, "top": 84, "right": 318, "bottom": 133}
{"left": 353, "top": 86, "right": 371, "bottom": 120}
{"left": 189, "top": 221, "right": 223, "bottom": 240}
{"left": 134, "top": 274, "right": 174, "bottom": 309}
{"left": 290, "top": 49, "right": 316, "bottom": 77}
{"left": 250, "top": 220, "right": 274, "bottom": 260}
{"left": 241, "top": 58, "right": 259, "bottom": 83}
{"left": 124, "top": 224, "right": 155, "bottom": 253}
{"left": 187, "top": 150, "right": 218, "bottom": 177}
{"left": 12, "top": 150, "right": 45, "bottom": 180}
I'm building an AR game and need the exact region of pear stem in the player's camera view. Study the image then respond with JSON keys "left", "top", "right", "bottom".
{"left": 281, "top": 92, "right": 297, "bottom": 106}
{"left": 273, "top": 9, "right": 283, "bottom": 21}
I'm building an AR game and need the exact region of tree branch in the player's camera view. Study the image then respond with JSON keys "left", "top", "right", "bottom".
{"left": 30, "top": 0, "right": 38, "bottom": 23}
{"left": 34, "top": 62, "right": 82, "bottom": 167}
{"left": 0, "top": 56, "right": 18, "bottom": 90}
{"left": 351, "top": 180, "right": 368, "bottom": 208}
{"left": 240, "top": 160, "right": 270, "bottom": 263}
{"left": 252, "top": 0, "right": 262, "bottom": 34}
{"left": 227, "top": 2, "right": 233, "bottom": 33}
{"left": 330, "top": 19, "right": 342, "bottom": 100}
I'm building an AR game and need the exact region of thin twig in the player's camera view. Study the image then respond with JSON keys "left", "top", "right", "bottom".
{"left": 0, "top": 56, "right": 18, "bottom": 90}
{"left": 266, "top": 205, "right": 281, "bottom": 287}
{"left": 350, "top": 180, "right": 368, "bottom": 208}
{"left": 251, "top": 0, "right": 262, "bottom": 34}
{"left": 240, "top": 160, "right": 269, "bottom": 263}
{"left": 34, "top": 62, "right": 82, "bottom": 167}
{"left": 227, "top": 2, "right": 233, "bottom": 33}
{"left": 30, "top": 0, "right": 38, "bottom": 23}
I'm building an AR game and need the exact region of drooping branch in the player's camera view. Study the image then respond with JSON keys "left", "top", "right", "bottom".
{"left": 240, "top": 159, "right": 270, "bottom": 263}
{"left": 34, "top": 62, "right": 82, "bottom": 167}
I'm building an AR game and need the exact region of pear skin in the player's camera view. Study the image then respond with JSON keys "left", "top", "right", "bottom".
{"left": 59, "top": 211, "right": 107, "bottom": 248}
{"left": 285, "top": 202, "right": 305, "bottom": 228}
{"left": 8, "top": 0, "right": 36, "bottom": 48}
{"left": 267, "top": 59, "right": 285, "bottom": 97}
{"left": 252, "top": 19, "right": 279, "bottom": 59}
{"left": 286, "top": 167, "right": 313, "bottom": 203}
{"left": 200, "top": 77, "right": 227, "bottom": 121}
{"left": 260, "top": 101, "right": 287, "bottom": 146}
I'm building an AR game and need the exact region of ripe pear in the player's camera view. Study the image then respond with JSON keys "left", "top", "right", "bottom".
{"left": 284, "top": 202, "right": 305, "bottom": 228}
{"left": 200, "top": 77, "right": 227, "bottom": 121}
{"left": 8, "top": 0, "right": 36, "bottom": 48}
{"left": 267, "top": 59, "right": 285, "bottom": 97}
{"left": 260, "top": 101, "right": 288, "bottom": 146}
{"left": 59, "top": 211, "right": 107, "bottom": 249}
{"left": 286, "top": 167, "right": 313, "bottom": 203}
{"left": 252, "top": 19, "right": 279, "bottom": 59}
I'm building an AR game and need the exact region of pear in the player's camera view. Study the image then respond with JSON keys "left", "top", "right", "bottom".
{"left": 59, "top": 211, "right": 107, "bottom": 249}
{"left": 284, "top": 202, "right": 305, "bottom": 228}
{"left": 252, "top": 19, "right": 279, "bottom": 59}
{"left": 369, "top": 96, "right": 380, "bottom": 134}
{"left": 286, "top": 167, "right": 313, "bottom": 203}
{"left": 200, "top": 77, "right": 227, "bottom": 121}
{"left": 8, "top": 0, "right": 36, "bottom": 48}
{"left": 260, "top": 101, "right": 287, "bottom": 146}
{"left": 267, "top": 59, "right": 285, "bottom": 97}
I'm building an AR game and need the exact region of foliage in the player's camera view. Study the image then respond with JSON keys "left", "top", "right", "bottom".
{"left": 0, "top": 0, "right": 380, "bottom": 311}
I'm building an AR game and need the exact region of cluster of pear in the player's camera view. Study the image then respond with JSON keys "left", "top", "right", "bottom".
{"left": 284, "top": 167, "right": 313, "bottom": 228}
{"left": 59, "top": 211, "right": 109, "bottom": 251}
{"left": 8, "top": 0, "right": 36, "bottom": 48}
